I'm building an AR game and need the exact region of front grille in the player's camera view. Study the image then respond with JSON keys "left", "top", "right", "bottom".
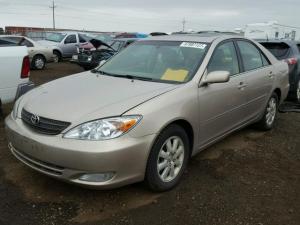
{"left": 9, "top": 143, "right": 64, "bottom": 176}
{"left": 21, "top": 108, "right": 71, "bottom": 135}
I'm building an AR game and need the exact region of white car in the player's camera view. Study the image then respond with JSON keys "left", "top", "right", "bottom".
{"left": 0, "top": 37, "right": 34, "bottom": 113}
{"left": 1, "top": 35, "right": 55, "bottom": 70}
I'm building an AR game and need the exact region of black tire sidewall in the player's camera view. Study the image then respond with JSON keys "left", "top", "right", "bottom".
{"left": 145, "top": 124, "right": 190, "bottom": 192}
{"left": 53, "top": 51, "right": 61, "bottom": 62}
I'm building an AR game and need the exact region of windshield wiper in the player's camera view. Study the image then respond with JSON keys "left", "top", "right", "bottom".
{"left": 92, "top": 70, "right": 153, "bottom": 81}
{"left": 120, "top": 74, "right": 153, "bottom": 81}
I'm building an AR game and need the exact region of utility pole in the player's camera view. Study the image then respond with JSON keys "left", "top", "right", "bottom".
{"left": 182, "top": 18, "right": 186, "bottom": 32}
{"left": 49, "top": 0, "right": 57, "bottom": 30}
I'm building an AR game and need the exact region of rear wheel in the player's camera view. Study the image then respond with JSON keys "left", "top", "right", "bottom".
{"left": 145, "top": 124, "right": 190, "bottom": 192}
{"left": 32, "top": 55, "right": 46, "bottom": 70}
{"left": 256, "top": 93, "right": 279, "bottom": 131}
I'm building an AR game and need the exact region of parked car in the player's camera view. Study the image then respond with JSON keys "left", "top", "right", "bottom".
{"left": 75, "top": 33, "right": 115, "bottom": 51}
{"left": 0, "top": 38, "right": 33, "bottom": 113}
{"left": 5, "top": 34, "right": 289, "bottom": 191}
{"left": 115, "top": 32, "right": 148, "bottom": 38}
{"left": 259, "top": 40, "right": 300, "bottom": 102}
{"left": 0, "top": 35, "right": 55, "bottom": 70}
{"left": 37, "top": 32, "right": 89, "bottom": 61}
{"left": 72, "top": 38, "right": 138, "bottom": 70}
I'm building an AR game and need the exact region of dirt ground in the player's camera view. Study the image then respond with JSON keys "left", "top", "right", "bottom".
{"left": 0, "top": 62, "right": 299, "bottom": 225}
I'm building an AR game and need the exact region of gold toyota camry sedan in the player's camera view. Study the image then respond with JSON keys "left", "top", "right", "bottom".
{"left": 5, "top": 34, "right": 289, "bottom": 191}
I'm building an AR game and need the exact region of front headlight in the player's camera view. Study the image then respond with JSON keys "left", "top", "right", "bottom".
{"left": 63, "top": 116, "right": 142, "bottom": 140}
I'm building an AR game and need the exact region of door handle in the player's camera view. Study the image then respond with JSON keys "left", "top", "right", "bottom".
{"left": 268, "top": 71, "right": 274, "bottom": 78}
{"left": 238, "top": 82, "right": 248, "bottom": 90}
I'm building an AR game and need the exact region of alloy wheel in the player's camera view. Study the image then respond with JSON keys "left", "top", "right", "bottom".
{"left": 297, "top": 80, "right": 300, "bottom": 102}
{"left": 266, "top": 97, "right": 277, "bottom": 126}
{"left": 35, "top": 58, "right": 45, "bottom": 69}
{"left": 157, "top": 136, "right": 185, "bottom": 183}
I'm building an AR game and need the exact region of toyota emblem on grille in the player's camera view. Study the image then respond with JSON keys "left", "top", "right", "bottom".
{"left": 31, "top": 114, "right": 40, "bottom": 125}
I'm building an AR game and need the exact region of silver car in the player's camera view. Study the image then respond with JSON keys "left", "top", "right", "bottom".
{"left": 5, "top": 34, "right": 289, "bottom": 191}
{"left": 38, "top": 32, "right": 89, "bottom": 61}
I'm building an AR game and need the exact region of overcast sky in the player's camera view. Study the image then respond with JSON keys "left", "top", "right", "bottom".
{"left": 0, "top": 0, "right": 299, "bottom": 33}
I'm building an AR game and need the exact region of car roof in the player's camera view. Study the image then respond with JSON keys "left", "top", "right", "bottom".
{"left": 0, "top": 35, "right": 24, "bottom": 38}
{"left": 258, "top": 39, "right": 300, "bottom": 45}
{"left": 145, "top": 33, "right": 244, "bottom": 43}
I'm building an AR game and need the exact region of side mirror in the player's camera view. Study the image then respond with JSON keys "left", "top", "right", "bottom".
{"left": 202, "top": 71, "right": 230, "bottom": 85}
{"left": 99, "top": 60, "right": 107, "bottom": 67}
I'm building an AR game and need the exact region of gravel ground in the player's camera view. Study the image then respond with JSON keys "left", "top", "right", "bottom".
{"left": 0, "top": 62, "right": 299, "bottom": 225}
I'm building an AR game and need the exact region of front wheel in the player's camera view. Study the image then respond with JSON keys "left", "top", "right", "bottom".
{"left": 53, "top": 50, "right": 62, "bottom": 62}
{"left": 256, "top": 93, "right": 279, "bottom": 131}
{"left": 145, "top": 124, "right": 190, "bottom": 192}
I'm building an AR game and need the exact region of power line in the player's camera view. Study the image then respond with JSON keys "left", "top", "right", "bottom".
{"left": 182, "top": 18, "right": 186, "bottom": 32}
{"left": 49, "top": 0, "right": 57, "bottom": 30}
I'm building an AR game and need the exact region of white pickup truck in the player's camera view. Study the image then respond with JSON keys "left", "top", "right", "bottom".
{"left": 0, "top": 38, "right": 34, "bottom": 114}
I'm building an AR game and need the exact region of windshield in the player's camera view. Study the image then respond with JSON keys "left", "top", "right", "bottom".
{"left": 109, "top": 41, "right": 123, "bottom": 51}
{"left": 98, "top": 41, "right": 208, "bottom": 83}
{"left": 95, "top": 34, "right": 113, "bottom": 43}
{"left": 46, "top": 33, "right": 67, "bottom": 42}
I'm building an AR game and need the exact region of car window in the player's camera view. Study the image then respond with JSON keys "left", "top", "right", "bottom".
{"left": 207, "top": 41, "right": 239, "bottom": 76}
{"left": 20, "top": 39, "right": 34, "bottom": 47}
{"left": 4, "top": 37, "right": 22, "bottom": 44}
{"left": 110, "top": 41, "right": 123, "bottom": 51}
{"left": 297, "top": 44, "right": 300, "bottom": 53}
{"left": 261, "top": 53, "right": 270, "bottom": 66}
{"left": 237, "top": 41, "right": 263, "bottom": 71}
{"left": 64, "top": 35, "right": 77, "bottom": 44}
{"left": 79, "top": 35, "right": 87, "bottom": 43}
{"left": 260, "top": 42, "right": 290, "bottom": 60}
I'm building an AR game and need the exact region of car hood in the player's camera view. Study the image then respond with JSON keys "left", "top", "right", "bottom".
{"left": 21, "top": 72, "right": 179, "bottom": 124}
{"left": 37, "top": 40, "right": 59, "bottom": 47}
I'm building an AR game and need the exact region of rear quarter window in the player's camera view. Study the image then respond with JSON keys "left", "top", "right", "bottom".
{"left": 260, "top": 42, "right": 290, "bottom": 60}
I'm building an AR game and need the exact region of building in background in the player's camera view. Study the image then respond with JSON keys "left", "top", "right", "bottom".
{"left": 4, "top": 26, "right": 114, "bottom": 40}
{"left": 244, "top": 21, "right": 300, "bottom": 41}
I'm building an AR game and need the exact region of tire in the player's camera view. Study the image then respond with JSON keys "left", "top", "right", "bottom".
{"left": 53, "top": 50, "right": 62, "bottom": 62}
{"left": 256, "top": 93, "right": 279, "bottom": 131}
{"left": 83, "top": 66, "right": 92, "bottom": 71}
{"left": 32, "top": 55, "right": 46, "bottom": 70}
{"left": 145, "top": 124, "right": 190, "bottom": 192}
{"left": 294, "top": 80, "right": 300, "bottom": 103}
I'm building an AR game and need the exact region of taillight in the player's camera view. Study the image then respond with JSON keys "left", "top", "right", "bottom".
{"left": 21, "top": 56, "right": 30, "bottom": 79}
{"left": 285, "top": 57, "right": 298, "bottom": 65}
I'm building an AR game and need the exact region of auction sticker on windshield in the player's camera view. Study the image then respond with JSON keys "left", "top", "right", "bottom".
{"left": 180, "top": 42, "right": 207, "bottom": 49}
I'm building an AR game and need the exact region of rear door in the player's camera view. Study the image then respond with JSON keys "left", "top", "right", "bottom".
{"left": 236, "top": 40, "right": 274, "bottom": 120}
{"left": 198, "top": 41, "right": 249, "bottom": 146}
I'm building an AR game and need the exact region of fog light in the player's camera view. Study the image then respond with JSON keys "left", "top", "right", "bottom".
{"left": 78, "top": 172, "right": 114, "bottom": 182}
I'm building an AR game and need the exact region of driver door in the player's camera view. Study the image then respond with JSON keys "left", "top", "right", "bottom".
{"left": 63, "top": 34, "right": 78, "bottom": 57}
{"left": 197, "top": 41, "right": 248, "bottom": 147}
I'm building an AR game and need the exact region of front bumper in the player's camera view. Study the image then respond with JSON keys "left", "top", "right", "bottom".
{"left": 15, "top": 82, "right": 35, "bottom": 101}
{"left": 5, "top": 114, "right": 155, "bottom": 189}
